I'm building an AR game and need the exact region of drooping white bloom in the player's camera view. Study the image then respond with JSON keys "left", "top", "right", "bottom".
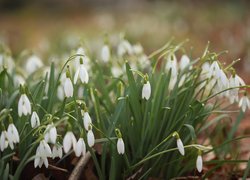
{"left": 228, "top": 75, "right": 245, "bottom": 104}
{"left": 0, "top": 131, "right": 8, "bottom": 151}
{"left": 239, "top": 95, "right": 250, "bottom": 112}
{"left": 177, "top": 138, "right": 185, "bottom": 156}
{"left": 34, "top": 140, "right": 52, "bottom": 168}
{"left": 64, "top": 77, "right": 74, "bottom": 98}
{"left": 142, "top": 81, "right": 151, "bottom": 100}
{"left": 117, "top": 138, "right": 125, "bottom": 155}
{"left": 57, "top": 85, "right": 65, "bottom": 101}
{"left": 52, "top": 144, "right": 63, "bottom": 159}
{"left": 216, "top": 69, "right": 228, "bottom": 93}
{"left": 14, "top": 75, "right": 25, "bottom": 86}
{"left": 6, "top": 123, "right": 19, "bottom": 150}
{"left": 87, "top": 129, "right": 95, "bottom": 147}
{"left": 74, "top": 64, "right": 89, "bottom": 84}
{"left": 44, "top": 123, "right": 57, "bottom": 144}
{"left": 18, "top": 94, "right": 31, "bottom": 117}
{"left": 132, "top": 44, "right": 143, "bottom": 55}
{"left": 196, "top": 155, "right": 203, "bottom": 173}
{"left": 25, "top": 55, "right": 43, "bottom": 74}
{"left": 165, "top": 54, "right": 178, "bottom": 90}
{"left": 111, "top": 66, "right": 123, "bottom": 77}
{"left": 74, "top": 47, "right": 91, "bottom": 70}
{"left": 101, "top": 45, "right": 110, "bottom": 62}
{"left": 75, "top": 138, "right": 86, "bottom": 157}
{"left": 210, "top": 61, "right": 221, "bottom": 79}
{"left": 63, "top": 131, "right": 77, "bottom": 153}
{"left": 117, "top": 39, "right": 133, "bottom": 57}
{"left": 83, "top": 112, "right": 92, "bottom": 131}
{"left": 179, "top": 55, "right": 191, "bottom": 71}
{"left": 31, "top": 111, "right": 40, "bottom": 128}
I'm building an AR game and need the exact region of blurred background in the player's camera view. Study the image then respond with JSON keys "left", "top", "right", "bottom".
{"left": 0, "top": 0, "right": 250, "bottom": 78}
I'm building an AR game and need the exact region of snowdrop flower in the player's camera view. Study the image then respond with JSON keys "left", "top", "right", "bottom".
{"left": 165, "top": 54, "right": 178, "bottom": 90}
{"left": 132, "top": 44, "right": 143, "bottom": 55}
{"left": 25, "top": 55, "right": 43, "bottom": 74}
{"left": 177, "top": 138, "right": 185, "bottom": 156}
{"left": 210, "top": 61, "right": 221, "bottom": 79}
{"left": 179, "top": 55, "right": 191, "bottom": 71}
{"left": 64, "top": 69, "right": 74, "bottom": 98}
{"left": 34, "top": 140, "right": 52, "bottom": 168}
{"left": 83, "top": 111, "right": 92, "bottom": 131}
{"left": 117, "top": 39, "right": 133, "bottom": 57}
{"left": 172, "top": 132, "right": 185, "bottom": 156}
{"left": 57, "top": 85, "right": 65, "bottom": 101}
{"left": 44, "top": 123, "right": 57, "bottom": 144}
{"left": 74, "top": 58, "right": 89, "bottom": 84}
{"left": 75, "top": 138, "right": 86, "bottom": 157}
{"left": 52, "top": 144, "right": 63, "bottom": 159}
{"left": 228, "top": 74, "right": 245, "bottom": 104}
{"left": 31, "top": 111, "right": 40, "bottom": 128}
{"left": 117, "top": 138, "right": 125, "bottom": 155}
{"left": 101, "top": 44, "right": 110, "bottom": 62}
{"left": 111, "top": 66, "right": 123, "bottom": 77}
{"left": 63, "top": 131, "right": 77, "bottom": 153}
{"left": 196, "top": 153, "right": 203, "bottom": 173}
{"left": 239, "top": 94, "right": 250, "bottom": 112}
{"left": 87, "top": 127, "right": 95, "bottom": 147}
{"left": 7, "top": 123, "right": 19, "bottom": 150}
{"left": 14, "top": 75, "right": 25, "bottom": 86}
{"left": 0, "top": 131, "right": 8, "bottom": 151}
{"left": 18, "top": 93, "right": 31, "bottom": 117}
{"left": 142, "top": 81, "right": 151, "bottom": 100}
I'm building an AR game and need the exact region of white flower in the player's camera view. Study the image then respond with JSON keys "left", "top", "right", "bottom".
{"left": 101, "top": 45, "right": 110, "bottom": 62}
{"left": 75, "top": 138, "right": 86, "bottom": 157}
{"left": 63, "top": 131, "right": 77, "bottom": 153}
{"left": 25, "top": 55, "right": 43, "bottom": 74}
{"left": 179, "top": 55, "right": 191, "bottom": 70}
{"left": 31, "top": 111, "right": 40, "bottom": 128}
{"left": 117, "top": 39, "right": 133, "bottom": 57}
{"left": 44, "top": 123, "right": 57, "bottom": 144}
{"left": 74, "top": 64, "right": 89, "bottom": 84}
{"left": 177, "top": 138, "right": 185, "bottom": 156}
{"left": 52, "top": 144, "right": 63, "bottom": 159}
{"left": 165, "top": 54, "right": 178, "bottom": 77}
{"left": 239, "top": 95, "right": 250, "bottom": 112}
{"left": 64, "top": 77, "right": 74, "bottom": 98}
{"left": 87, "top": 129, "right": 95, "bottom": 147}
{"left": 210, "top": 61, "right": 221, "bottom": 79}
{"left": 228, "top": 75, "right": 245, "bottom": 104}
{"left": 142, "top": 81, "right": 151, "bottom": 100}
{"left": 18, "top": 94, "right": 31, "bottom": 117}
{"left": 83, "top": 112, "right": 92, "bottom": 131}
{"left": 132, "top": 44, "right": 143, "bottom": 55}
{"left": 196, "top": 155, "right": 203, "bottom": 173}
{"left": 117, "top": 138, "right": 125, "bottom": 155}
{"left": 57, "top": 85, "right": 65, "bottom": 101}
{"left": 0, "top": 131, "right": 8, "bottom": 151}
{"left": 6, "top": 123, "right": 19, "bottom": 150}
{"left": 34, "top": 140, "right": 52, "bottom": 168}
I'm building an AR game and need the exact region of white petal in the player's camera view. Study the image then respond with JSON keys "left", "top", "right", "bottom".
{"left": 79, "top": 65, "right": 89, "bottom": 84}
{"left": 74, "top": 68, "right": 80, "bottom": 84}
{"left": 83, "top": 112, "right": 92, "bottom": 131}
{"left": 87, "top": 130, "right": 95, "bottom": 147}
{"left": 75, "top": 139, "right": 82, "bottom": 157}
{"left": 64, "top": 78, "right": 74, "bottom": 97}
{"left": 34, "top": 157, "right": 40, "bottom": 168}
{"left": 23, "top": 95, "right": 31, "bottom": 115}
{"left": 196, "top": 155, "right": 203, "bottom": 173}
{"left": 177, "top": 139, "right": 185, "bottom": 156}
{"left": 117, "top": 138, "right": 125, "bottom": 154}
{"left": 180, "top": 55, "right": 190, "bottom": 70}
{"left": 18, "top": 95, "right": 24, "bottom": 117}
{"left": 142, "top": 81, "right": 151, "bottom": 100}
{"left": 63, "top": 132, "right": 72, "bottom": 153}
{"left": 49, "top": 126, "right": 57, "bottom": 144}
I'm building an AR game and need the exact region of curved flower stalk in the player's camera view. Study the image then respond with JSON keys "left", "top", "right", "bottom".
{"left": 30, "top": 111, "right": 40, "bottom": 128}
{"left": 34, "top": 140, "right": 52, "bottom": 168}
{"left": 44, "top": 123, "right": 57, "bottom": 144}
{"left": 74, "top": 58, "right": 89, "bottom": 84}
{"left": 18, "top": 92, "right": 31, "bottom": 117}
{"left": 63, "top": 131, "right": 77, "bottom": 153}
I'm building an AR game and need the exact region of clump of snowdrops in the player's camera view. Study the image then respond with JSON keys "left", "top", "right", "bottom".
{"left": 0, "top": 36, "right": 249, "bottom": 179}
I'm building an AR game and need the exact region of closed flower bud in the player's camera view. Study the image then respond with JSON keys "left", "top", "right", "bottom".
{"left": 101, "top": 45, "right": 110, "bottom": 63}
{"left": 196, "top": 155, "right": 203, "bottom": 173}
{"left": 64, "top": 77, "right": 74, "bottom": 98}
{"left": 177, "top": 138, "right": 185, "bottom": 156}
{"left": 87, "top": 129, "right": 95, "bottom": 147}
{"left": 18, "top": 94, "right": 31, "bottom": 117}
{"left": 142, "top": 81, "right": 151, "bottom": 100}
{"left": 83, "top": 112, "right": 92, "bottom": 131}
{"left": 117, "top": 138, "right": 125, "bottom": 155}
{"left": 31, "top": 111, "right": 40, "bottom": 128}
